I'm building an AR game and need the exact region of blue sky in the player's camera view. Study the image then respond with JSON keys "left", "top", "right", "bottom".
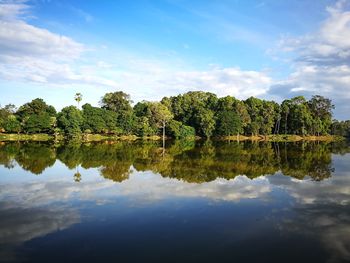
{"left": 1, "top": 0, "right": 350, "bottom": 119}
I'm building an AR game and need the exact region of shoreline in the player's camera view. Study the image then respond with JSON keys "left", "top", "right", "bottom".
{"left": 0, "top": 133, "right": 345, "bottom": 142}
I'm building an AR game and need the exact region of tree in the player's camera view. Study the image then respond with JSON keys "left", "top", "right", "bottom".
{"left": 81, "top": 103, "right": 120, "bottom": 134}
{"left": 16, "top": 98, "right": 56, "bottom": 134}
{"left": 74, "top": 93, "right": 83, "bottom": 108}
{"left": 23, "top": 113, "right": 53, "bottom": 134}
{"left": 308, "top": 95, "right": 334, "bottom": 135}
{"left": 215, "top": 110, "right": 242, "bottom": 137}
{"left": 100, "top": 92, "right": 134, "bottom": 134}
{"left": 195, "top": 108, "right": 215, "bottom": 138}
{"left": 162, "top": 91, "right": 218, "bottom": 137}
{"left": 57, "top": 106, "right": 83, "bottom": 139}
{"left": 149, "top": 102, "right": 173, "bottom": 145}
{"left": 167, "top": 120, "right": 195, "bottom": 139}
{"left": 244, "top": 97, "right": 264, "bottom": 136}
{"left": 0, "top": 104, "right": 17, "bottom": 132}
{"left": 281, "top": 100, "right": 291, "bottom": 135}
{"left": 3, "top": 115, "right": 21, "bottom": 133}
{"left": 16, "top": 98, "right": 56, "bottom": 119}
{"left": 100, "top": 91, "right": 133, "bottom": 112}
{"left": 260, "top": 101, "right": 279, "bottom": 136}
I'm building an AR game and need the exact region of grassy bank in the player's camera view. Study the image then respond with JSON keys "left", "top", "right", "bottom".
{"left": 0, "top": 133, "right": 345, "bottom": 142}
{"left": 0, "top": 133, "right": 164, "bottom": 142}
{"left": 220, "top": 134, "right": 345, "bottom": 142}
{"left": 0, "top": 133, "right": 54, "bottom": 141}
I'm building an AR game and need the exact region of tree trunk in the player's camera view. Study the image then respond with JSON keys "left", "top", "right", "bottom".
{"left": 285, "top": 113, "right": 288, "bottom": 135}
{"left": 162, "top": 121, "right": 165, "bottom": 150}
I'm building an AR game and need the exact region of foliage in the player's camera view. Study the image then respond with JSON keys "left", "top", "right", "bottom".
{"left": 3, "top": 115, "right": 21, "bottom": 133}
{"left": 168, "top": 120, "right": 195, "bottom": 139}
{"left": 57, "top": 106, "right": 83, "bottom": 138}
{"left": 215, "top": 110, "right": 242, "bottom": 136}
{"left": 81, "top": 103, "right": 118, "bottom": 134}
{"left": 1, "top": 92, "right": 345, "bottom": 139}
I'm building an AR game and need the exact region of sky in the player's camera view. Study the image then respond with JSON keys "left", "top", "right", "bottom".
{"left": 0, "top": 0, "right": 350, "bottom": 119}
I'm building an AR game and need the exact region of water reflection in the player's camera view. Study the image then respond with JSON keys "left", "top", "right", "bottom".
{"left": 0, "top": 140, "right": 350, "bottom": 262}
{"left": 0, "top": 140, "right": 348, "bottom": 182}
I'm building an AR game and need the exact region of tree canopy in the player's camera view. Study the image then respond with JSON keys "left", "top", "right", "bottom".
{"left": 0, "top": 91, "right": 347, "bottom": 139}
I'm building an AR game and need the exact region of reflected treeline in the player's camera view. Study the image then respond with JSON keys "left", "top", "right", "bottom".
{"left": 0, "top": 140, "right": 349, "bottom": 182}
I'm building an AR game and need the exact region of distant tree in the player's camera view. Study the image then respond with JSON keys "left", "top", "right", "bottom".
{"left": 16, "top": 98, "right": 56, "bottom": 119}
{"left": 74, "top": 93, "right": 83, "bottom": 108}
{"left": 331, "top": 120, "right": 350, "bottom": 137}
{"left": 100, "top": 91, "right": 133, "bottom": 112}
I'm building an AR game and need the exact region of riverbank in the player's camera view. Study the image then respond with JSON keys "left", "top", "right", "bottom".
{"left": 220, "top": 134, "right": 345, "bottom": 142}
{"left": 0, "top": 133, "right": 345, "bottom": 142}
{"left": 0, "top": 133, "right": 163, "bottom": 142}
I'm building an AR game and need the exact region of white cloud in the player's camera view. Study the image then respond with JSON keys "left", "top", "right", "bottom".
{"left": 279, "top": 0, "right": 350, "bottom": 64}
{"left": 272, "top": 0, "right": 350, "bottom": 119}
{"left": 112, "top": 64, "right": 272, "bottom": 103}
{"left": 0, "top": 0, "right": 117, "bottom": 89}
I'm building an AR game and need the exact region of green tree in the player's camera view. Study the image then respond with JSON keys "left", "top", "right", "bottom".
{"left": 0, "top": 104, "right": 17, "bottom": 132}
{"left": 3, "top": 115, "right": 21, "bottom": 133}
{"left": 215, "top": 110, "right": 242, "bottom": 137}
{"left": 149, "top": 102, "right": 173, "bottom": 144}
{"left": 23, "top": 113, "right": 53, "bottom": 134}
{"left": 81, "top": 103, "right": 118, "bottom": 134}
{"left": 168, "top": 120, "right": 195, "bottom": 139}
{"left": 195, "top": 108, "right": 215, "bottom": 138}
{"left": 16, "top": 98, "right": 56, "bottom": 119}
{"left": 16, "top": 98, "right": 56, "bottom": 134}
{"left": 100, "top": 91, "right": 133, "bottom": 112}
{"left": 100, "top": 92, "right": 134, "bottom": 134}
{"left": 74, "top": 93, "right": 83, "bottom": 108}
{"left": 244, "top": 97, "right": 264, "bottom": 136}
{"left": 57, "top": 106, "right": 83, "bottom": 139}
{"left": 308, "top": 95, "right": 334, "bottom": 135}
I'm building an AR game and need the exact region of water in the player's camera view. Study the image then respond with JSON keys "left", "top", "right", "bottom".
{"left": 0, "top": 140, "right": 350, "bottom": 263}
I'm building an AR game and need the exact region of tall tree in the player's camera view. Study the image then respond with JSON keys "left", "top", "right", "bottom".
{"left": 100, "top": 91, "right": 133, "bottom": 112}
{"left": 74, "top": 93, "right": 83, "bottom": 108}
{"left": 308, "top": 95, "right": 334, "bottom": 135}
{"left": 100, "top": 92, "right": 134, "bottom": 134}
{"left": 215, "top": 110, "right": 242, "bottom": 137}
{"left": 149, "top": 102, "right": 173, "bottom": 146}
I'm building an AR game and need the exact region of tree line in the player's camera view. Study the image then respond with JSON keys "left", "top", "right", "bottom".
{"left": 0, "top": 91, "right": 348, "bottom": 139}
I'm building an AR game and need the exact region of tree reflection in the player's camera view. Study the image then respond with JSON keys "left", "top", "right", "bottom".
{"left": 0, "top": 140, "right": 349, "bottom": 182}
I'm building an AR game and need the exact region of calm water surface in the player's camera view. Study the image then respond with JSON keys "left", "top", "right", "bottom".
{"left": 0, "top": 140, "right": 350, "bottom": 263}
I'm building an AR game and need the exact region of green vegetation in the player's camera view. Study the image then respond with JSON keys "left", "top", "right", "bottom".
{"left": 0, "top": 91, "right": 348, "bottom": 141}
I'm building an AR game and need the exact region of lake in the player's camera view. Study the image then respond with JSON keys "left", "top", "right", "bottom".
{"left": 1, "top": 140, "right": 350, "bottom": 263}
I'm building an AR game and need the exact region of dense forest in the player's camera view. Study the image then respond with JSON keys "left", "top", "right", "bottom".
{"left": 0, "top": 91, "right": 349, "bottom": 139}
